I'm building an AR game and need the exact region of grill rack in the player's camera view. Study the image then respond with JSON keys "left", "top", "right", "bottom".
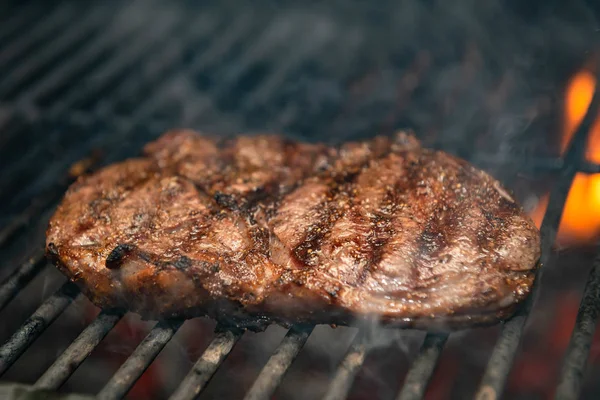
{"left": 0, "top": 1, "right": 598, "bottom": 399}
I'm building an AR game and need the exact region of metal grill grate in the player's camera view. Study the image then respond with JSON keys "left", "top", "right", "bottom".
{"left": 0, "top": 1, "right": 598, "bottom": 399}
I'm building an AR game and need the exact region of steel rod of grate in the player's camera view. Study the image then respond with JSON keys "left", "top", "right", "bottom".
{"left": 48, "top": 13, "right": 217, "bottom": 114}
{"left": 244, "top": 324, "right": 314, "bottom": 400}
{"left": 20, "top": 6, "right": 180, "bottom": 103}
{"left": 0, "top": 5, "right": 74, "bottom": 68}
{"left": 1, "top": 14, "right": 253, "bottom": 246}
{"left": 0, "top": 16, "right": 225, "bottom": 248}
{"left": 13, "top": 8, "right": 241, "bottom": 171}
{"left": 0, "top": 18, "right": 222, "bottom": 247}
{"left": 170, "top": 327, "right": 243, "bottom": 400}
{"left": 0, "top": 15, "right": 180, "bottom": 184}
{"left": 240, "top": 26, "right": 334, "bottom": 113}
{"left": 35, "top": 309, "right": 124, "bottom": 390}
{"left": 0, "top": 11, "right": 164, "bottom": 188}
{"left": 322, "top": 331, "right": 368, "bottom": 400}
{"left": 0, "top": 116, "right": 25, "bottom": 149}
{"left": 1, "top": 12, "right": 220, "bottom": 196}
{"left": 184, "top": 14, "right": 278, "bottom": 129}
{"left": 0, "top": 210, "right": 36, "bottom": 246}
{"left": 103, "top": 10, "right": 258, "bottom": 121}
{"left": 396, "top": 333, "right": 449, "bottom": 400}
{"left": 0, "top": 282, "right": 80, "bottom": 377}
{"left": 191, "top": 13, "right": 293, "bottom": 120}
{"left": 0, "top": 11, "right": 212, "bottom": 192}
{"left": 0, "top": 5, "right": 113, "bottom": 97}
{"left": 554, "top": 252, "right": 600, "bottom": 400}
{"left": 0, "top": 252, "right": 46, "bottom": 312}
{"left": 0, "top": 183, "right": 74, "bottom": 247}
{"left": 475, "top": 67, "right": 600, "bottom": 400}
{"left": 99, "top": 15, "right": 241, "bottom": 112}
{"left": 4, "top": 9, "right": 223, "bottom": 178}
{"left": 0, "top": 2, "right": 42, "bottom": 43}
{"left": 97, "top": 319, "right": 184, "bottom": 400}
{"left": 98, "top": 12, "right": 259, "bottom": 138}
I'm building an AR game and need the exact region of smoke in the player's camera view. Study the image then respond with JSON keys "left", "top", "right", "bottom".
{"left": 88, "top": 0, "right": 599, "bottom": 186}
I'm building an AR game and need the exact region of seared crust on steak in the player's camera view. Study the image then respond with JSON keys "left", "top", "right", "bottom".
{"left": 46, "top": 130, "right": 541, "bottom": 330}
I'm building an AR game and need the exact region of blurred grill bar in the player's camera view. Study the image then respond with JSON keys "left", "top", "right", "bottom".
{"left": 322, "top": 333, "right": 368, "bottom": 400}
{"left": 0, "top": 2, "right": 598, "bottom": 400}
{"left": 555, "top": 253, "right": 600, "bottom": 400}
{"left": 35, "top": 310, "right": 125, "bottom": 391}
{"left": 0, "top": 10, "right": 228, "bottom": 240}
{"left": 170, "top": 327, "right": 243, "bottom": 400}
{"left": 244, "top": 325, "right": 314, "bottom": 400}
{"left": 396, "top": 333, "right": 448, "bottom": 400}
{"left": 0, "top": 5, "right": 115, "bottom": 99}
{"left": 0, "top": 5, "right": 74, "bottom": 69}
{"left": 0, "top": 282, "right": 81, "bottom": 377}
{"left": 0, "top": 253, "right": 46, "bottom": 311}
{"left": 0, "top": 2, "right": 46, "bottom": 45}
{"left": 97, "top": 319, "right": 183, "bottom": 400}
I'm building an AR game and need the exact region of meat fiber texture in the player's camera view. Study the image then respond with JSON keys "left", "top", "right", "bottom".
{"left": 46, "top": 130, "right": 541, "bottom": 331}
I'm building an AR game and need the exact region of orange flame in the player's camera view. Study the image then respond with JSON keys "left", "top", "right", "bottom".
{"left": 531, "top": 69, "right": 600, "bottom": 245}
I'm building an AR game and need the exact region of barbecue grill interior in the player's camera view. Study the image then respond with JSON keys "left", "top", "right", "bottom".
{"left": 0, "top": 1, "right": 599, "bottom": 399}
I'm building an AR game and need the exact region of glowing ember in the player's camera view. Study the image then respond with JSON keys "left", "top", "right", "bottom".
{"left": 531, "top": 69, "right": 600, "bottom": 245}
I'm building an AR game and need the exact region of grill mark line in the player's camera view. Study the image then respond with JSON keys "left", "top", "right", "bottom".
{"left": 290, "top": 137, "right": 399, "bottom": 267}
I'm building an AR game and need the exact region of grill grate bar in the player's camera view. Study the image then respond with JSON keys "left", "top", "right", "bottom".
{"left": 554, "top": 251, "right": 600, "bottom": 400}
{"left": 0, "top": 3, "right": 48, "bottom": 50}
{"left": 1, "top": 11, "right": 227, "bottom": 201}
{"left": 239, "top": 25, "right": 334, "bottom": 114}
{"left": 97, "top": 319, "right": 184, "bottom": 400}
{"left": 0, "top": 5, "right": 113, "bottom": 98}
{"left": 0, "top": 14, "right": 221, "bottom": 222}
{"left": 21, "top": 7, "right": 182, "bottom": 105}
{"left": 0, "top": 116, "right": 25, "bottom": 150}
{"left": 189, "top": 14, "right": 294, "bottom": 121}
{"left": 94, "top": 14, "right": 259, "bottom": 137}
{"left": 0, "top": 282, "right": 80, "bottom": 377}
{"left": 0, "top": 19, "right": 223, "bottom": 245}
{"left": 1, "top": 12, "right": 263, "bottom": 225}
{"left": 0, "top": 183, "right": 77, "bottom": 247}
{"left": 53, "top": 13, "right": 219, "bottom": 114}
{"left": 97, "top": 12, "right": 227, "bottom": 116}
{"left": 0, "top": 5, "right": 74, "bottom": 70}
{"left": 244, "top": 324, "right": 314, "bottom": 400}
{"left": 0, "top": 16, "right": 175, "bottom": 182}
{"left": 322, "top": 331, "right": 367, "bottom": 400}
{"left": 170, "top": 327, "right": 243, "bottom": 400}
{"left": 35, "top": 309, "right": 124, "bottom": 391}
{"left": 0, "top": 119, "right": 35, "bottom": 173}
{"left": 110, "top": 11, "right": 260, "bottom": 124}
{"left": 185, "top": 16, "right": 283, "bottom": 131}
{"left": 475, "top": 67, "right": 600, "bottom": 400}
{"left": 396, "top": 333, "right": 449, "bottom": 400}
{"left": 0, "top": 15, "right": 181, "bottom": 182}
{"left": 0, "top": 252, "right": 46, "bottom": 312}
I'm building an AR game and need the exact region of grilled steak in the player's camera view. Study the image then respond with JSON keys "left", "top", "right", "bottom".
{"left": 46, "top": 130, "right": 541, "bottom": 330}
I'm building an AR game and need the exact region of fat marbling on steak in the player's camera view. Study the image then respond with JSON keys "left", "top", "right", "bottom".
{"left": 46, "top": 130, "right": 541, "bottom": 330}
